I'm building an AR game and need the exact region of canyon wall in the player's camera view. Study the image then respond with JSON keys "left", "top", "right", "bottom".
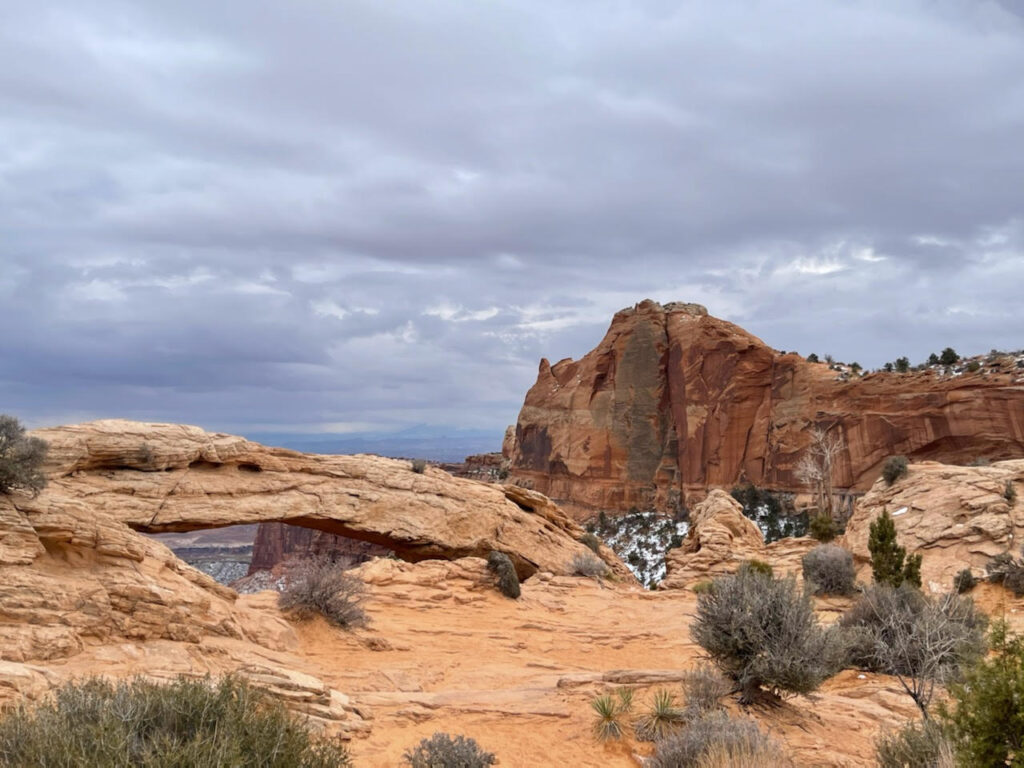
{"left": 509, "top": 299, "right": 1024, "bottom": 517}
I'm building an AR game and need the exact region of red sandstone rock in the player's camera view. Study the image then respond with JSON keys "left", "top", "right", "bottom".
{"left": 509, "top": 300, "right": 1024, "bottom": 517}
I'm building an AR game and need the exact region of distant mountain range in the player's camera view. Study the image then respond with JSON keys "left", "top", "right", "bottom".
{"left": 244, "top": 425, "right": 503, "bottom": 463}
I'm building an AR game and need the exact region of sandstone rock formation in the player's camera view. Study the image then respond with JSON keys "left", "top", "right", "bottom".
{"left": 842, "top": 459, "right": 1024, "bottom": 591}
{"left": 509, "top": 299, "right": 1024, "bottom": 517}
{"left": 31, "top": 420, "right": 628, "bottom": 580}
{"left": 660, "top": 489, "right": 814, "bottom": 589}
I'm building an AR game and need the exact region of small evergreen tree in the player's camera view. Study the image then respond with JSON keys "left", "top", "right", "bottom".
{"left": 940, "top": 347, "right": 959, "bottom": 366}
{"left": 869, "top": 510, "right": 921, "bottom": 588}
{"left": 806, "top": 353, "right": 820, "bottom": 363}
{"left": 895, "top": 357, "right": 910, "bottom": 373}
{"left": 927, "top": 353, "right": 940, "bottom": 366}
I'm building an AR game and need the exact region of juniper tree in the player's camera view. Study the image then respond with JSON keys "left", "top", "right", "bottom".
{"left": 0, "top": 415, "right": 48, "bottom": 496}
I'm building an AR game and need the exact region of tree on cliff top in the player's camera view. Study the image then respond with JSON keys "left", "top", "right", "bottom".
{"left": 0, "top": 415, "right": 48, "bottom": 496}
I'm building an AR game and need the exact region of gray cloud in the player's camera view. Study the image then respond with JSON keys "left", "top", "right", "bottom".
{"left": 1, "top": 0, "right": 1022, "bottom": 436}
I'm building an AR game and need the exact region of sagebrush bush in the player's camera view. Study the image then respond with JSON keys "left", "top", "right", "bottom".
{"left": 569, "top": 551, "right": 608, "bottom": 579}
{"left": 411, "top": 458, "right": 427, "bottom": 474}
{"left": 0, "top": 675, "right": 352, "bottom": 767}
{"left": 279, "top": 558, "right": 367, "bottom": 629}
{"left": 986, "top": 551, "right": 1024, "bottom": 596}
{"left": 0, "top": 415, "right": 48, "bottom": 496}
{"left": 580, "top": 532, "right": 602, "bottom": 553}
{"left": 681, "top": 663, "right": 729, "bottom": 714}
{"left": 403, "top": 732, "right": 495, "bottom": 767}
{"left": 649, "top": 712, "right": 789, "bottom": 768}
{"left": 486, "top": 551, "right": 521, "bottom": 599}
{"left": 801, "top": 544, "right": 856, "bottom": 596}
{"left": 882, "top": 456, "right": 909, "bottom": 485}
{"left": 692, "top": 568, "right": 845, "bottom": 703}
{"left": 876, "top": 720, "right": 954, "bottom": 768}
{"left": 954, "top": 568, "right": 977, "bottom": 594}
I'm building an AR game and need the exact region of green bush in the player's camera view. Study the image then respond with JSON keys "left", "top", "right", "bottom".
{"left": 0, "top": 675, "right": 352, "bottom": 767}
{"left": 692, "top": 580, "right": 714, "bottom": 595}
{"left": 486, "top": 551, "right": 521, "bottom": 599}
{"left": 649, "top": 712, "right": 788, "bottom": 768}
{"left": 1006, "top": 481, "right": 1018, "bottom": 506}
{"left": 941, "top": 621, "right": 1024, "bottom": 767}
{"left": 634, "top": 689, "right": 686, "bottom": 742}
{"left": 411, "top": 458, "right": 427, "bottom": 474}
{"left": 580, "top": 532, "right": 602, "bottom": 553}
{"left": 691, "top": 568, "right": 845, "bottom": 703}
{"left": 868, "top": 510, "right": 921, "bottom": 588}
{"left": 739, "top": 558, "right": 773, "bottom": 578}
{"left": 279, "top": 558, "right": 367, "bottom": 629}
{"left": 403, "top": 732, "right": 496, "bottom": 767}
{"left": 0, "top": 415, "right": 48, "bottom": 496}
{"left": 954, "top": 568, "right": 977, "bottom": 594}
{"left": 808, "top": 513, "right": 838, "bottom": 543}
{"left": 590, "top": 694, "right": 626, "bottom": 741}
{"left": 895, "top": 357, "right": 910, "bottom": 373}
{"left": 986, "top": 551, "right": 1024, "bottom": 596}
{"left": 876, "top": 719, "right": 953, "bottom": 768}
{"left": 802, "top": 544, "right": 856, "bottom": 596}
{"left": 806, "top": 353, "right": 819, "bottom": 363}
{"left": 940, "top": 347, "right": 959, "bottom": 366}
{"left": 881, "top": 456, "right": 909, "bottom": 485}
{"left": 966, "top": 360, "right": 982, "bottom": 373}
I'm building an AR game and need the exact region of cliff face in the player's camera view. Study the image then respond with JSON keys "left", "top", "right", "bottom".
{"left": 247, "top": 524, "right": 388, "bottom": 574}
{"left": 509, "top": 299, "right": 1024, "bottom": 516}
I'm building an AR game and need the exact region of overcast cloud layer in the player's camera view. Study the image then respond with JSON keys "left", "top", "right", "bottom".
{"left": 2, "top": 0, "right": 1022, "bottom": 437}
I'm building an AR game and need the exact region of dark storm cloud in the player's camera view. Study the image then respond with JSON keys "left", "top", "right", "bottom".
{"left": 1, "top": 0, "right": 1022, "bottom": 435}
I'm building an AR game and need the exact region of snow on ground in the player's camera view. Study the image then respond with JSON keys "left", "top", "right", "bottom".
{"left": 589, "top": 510, "right": 688, "bottom": 588}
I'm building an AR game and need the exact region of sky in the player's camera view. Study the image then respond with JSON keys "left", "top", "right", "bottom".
{"left": 1, "top": 0, "right": 1022, "bottom": 440}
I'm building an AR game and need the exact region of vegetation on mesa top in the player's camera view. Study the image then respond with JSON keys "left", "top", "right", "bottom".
{"left": 803, "top": 346, "right": 1024, "bottom": 382}
{"left": 0, "top": 414, "right": 48, "bottom": 496}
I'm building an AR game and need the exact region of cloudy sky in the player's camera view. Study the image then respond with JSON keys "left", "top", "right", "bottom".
{"left": 2, "top": 0, "right": 1022, "bottom": 440}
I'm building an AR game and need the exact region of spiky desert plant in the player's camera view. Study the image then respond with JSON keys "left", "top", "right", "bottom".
{"left": 590, "top": 694, "right": 624, "bottom": 741}
{"left": 635, "top": 689, "right": 686, "bottom": 741}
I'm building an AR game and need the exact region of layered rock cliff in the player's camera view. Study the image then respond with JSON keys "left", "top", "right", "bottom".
{"left": 509, "top": 299, "right": 1024, "bottom": 516}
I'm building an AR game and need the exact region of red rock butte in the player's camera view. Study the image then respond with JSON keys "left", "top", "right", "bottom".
{"left": 508, "top": 299, "right": 1024, "bottom": 517}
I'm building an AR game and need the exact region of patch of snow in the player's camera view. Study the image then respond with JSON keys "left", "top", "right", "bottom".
{"left": 892, "top": 507, "right": 908, "bottom": 516}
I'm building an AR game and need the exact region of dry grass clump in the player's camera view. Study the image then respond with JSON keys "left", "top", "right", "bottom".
{"left": 0, "top": 675, "right": 352, "bottom": 767}
{"left": 279, "top": 557, "right": 367, "bottom": 629}
{"left": 649, "top": 712, "right": 790, "bottom": 768}
{"left": 681, "top": 663, "right": 730, "bottom": 713}
{"left": 570, "top": 551, "right": 609, "bottom": 579}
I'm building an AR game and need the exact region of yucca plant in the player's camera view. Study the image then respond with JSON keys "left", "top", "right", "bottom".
{"left": 591, "top": 694, "right": 624, "bottom": 741}
{"left": 616, "top": 687, "right": 635, "bottom": 713}
{"left": 635, "top": 689, "right": 686, "bottom": 741}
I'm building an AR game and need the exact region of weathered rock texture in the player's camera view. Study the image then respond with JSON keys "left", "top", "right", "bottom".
{"left": 842, "top": 459, "right": 1024, "bottom": 591}
{"left": 29, "top": 420, "right": 628, "bottom": 581}
{"left": 509, "top": 299, "right": 1024, "bottom": 517}
{"left": 660, "top": 490, "right": 814, "bottom": 590}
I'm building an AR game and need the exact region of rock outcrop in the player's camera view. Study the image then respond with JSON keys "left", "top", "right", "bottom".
{"left": 842, "top": 459, "right": 1024, "bottom": 591}
{"left": 509, "top": 299, "right": 1024, "bottom": 517}
{"left": 30, "top": 420, "right": 629, "bottom": 581}
{"left": 660, "top": 490, "right": 814, "bottom": 589}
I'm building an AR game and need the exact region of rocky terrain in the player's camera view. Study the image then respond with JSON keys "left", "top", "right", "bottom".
{"left": 508, "top": 299, "right": 1024, "bottom": 517}
{"left": 2, "top": 420, "right": 1024, "bottom": 766}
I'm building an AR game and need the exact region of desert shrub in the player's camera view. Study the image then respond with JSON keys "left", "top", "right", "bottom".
{"left": 649, "top": 712, "right": 789, "bottom": 768}
{"left": 486, "top": 551, "right": 521, "bottom": 599}
{"left": 570, "top": 551, "right": 609, "bottom": 579}
{"left": 869, "top": 510, "right": 922, "bottom": 588}
{"left": 691, "top": 567, "right": 845, "bottom": 703}
{"left": 0, "top": 675, "right": 352, "bottom": 768}
{"left": 940, "top": 347, "right": 959, "bottom": 366}
{"left": 411, "top": 458, "right": 427, "bottom": 474}
{"left": 692, "top": 580, "right": 714, "bottom": 595}
{"left": 941, "top": 621, "right": 1024, "bottom": 767}
{"left": 1006, "top": 481, "right": 1018, "bottom": 506}
{"left": 808, "top": 512, "right": 838, "bottom": 542}
{"left": 895, "top": 357, "right": 910, "bottom": 373}
{"left": 986, "top": 550, "right": 1024, "bottom": 596}
{"left": 954, "top": 568, "right": 977, "bottom": 594}
{"left": 876, "top": 719, "right": 954, "bottom": 768}
{"left": 279, "top": 558, "right": 367, "bottom": 629}
{"left": 590, "top": 694, "right": 626, "bottom": 741}
{"left": 739, "top": 558, "right": 773, "bottom": 578}
{"left": 806, "top": 353, "right": 819, "bottom": 363}
{"left": 802, "top": 544, "right": 856, "bottom": 596}
{"left": 881, "top": 455, "right": 909, "bottom": 485}
{"left": 403, "top": 732, "right": 495, "bottom": 767}
{"left": 580, "top": 532, "right": 602, "bottom": 553}
{"left": 841, "top": 585, "right": 987, "bottom": 717}
{"left": 681, "top": 663, "right": 730, "bottom": 714}
{"left": 634, "top": 689, "right": 686, "bottom": 742}
{"left": 966, "top": 360, "right": 981, "bottom": 373}
{"left": 0, "top": 415, "right": 48, "bottom": 496}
